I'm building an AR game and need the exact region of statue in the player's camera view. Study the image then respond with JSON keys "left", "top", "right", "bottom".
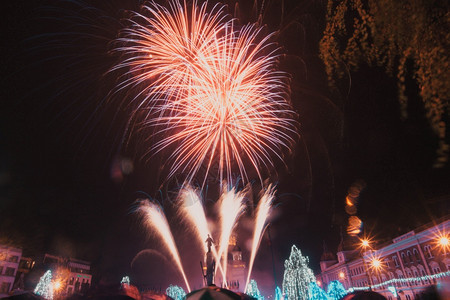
{"left": 205, "top": 234, "right": 214, "bottom": 253}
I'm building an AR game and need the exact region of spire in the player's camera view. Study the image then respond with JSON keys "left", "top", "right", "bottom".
{"left": 320, "top": 240, "right": 335, "bottom": 261}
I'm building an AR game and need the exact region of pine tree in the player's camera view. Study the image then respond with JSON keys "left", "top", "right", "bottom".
{"left": 282, "top": 245, "right": 315, "bottom": 300}
{"left": 327, "top": 281, "right": 347, "bottom": 300}
{"left": 166, "top": 285, "right": 186, "bottom": 300}
{"left": 34, "top": 270, "right": 53, "bottom": 300}
{"left": 246, "top": 279, "right": 264, "bottom": 300}
{"left": 307, "top": 282, "right": 328, "bottom": 300}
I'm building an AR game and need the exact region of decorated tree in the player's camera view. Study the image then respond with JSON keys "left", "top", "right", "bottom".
{"left": 282, "top": 245, "right": 315, "bottom": 300}
{"left": 275, "top": 286, "right": 282, "bottom": 300}
{"left": 308, "top": 281, "right": 328, "bottom": 300}
{"left": 327, "top": 280, "right": 347, "bottom": 300}
{"left": 246, "top": 279, "right": 264, "bottom": 300}
{"left": 121, "top": 276, "right": 130, "bottom": 286}
{"left": 34, "top": 270, "right": 53, "bottom": 300}
{"left": 166, "top": 285, "right": 186, "bottom": 300}
{"left": 320, "top": 0, "right": 450, "bottom": 166}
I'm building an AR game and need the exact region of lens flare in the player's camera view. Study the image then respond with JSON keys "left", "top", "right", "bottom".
{"left": 112, "top": 0, "right": 296, "bottom": 185}
{"left": 245, "top": 185, "right": 275, "bottom": 291}
{"left": 139, "top": 200, "right": 191, "bottom": 292}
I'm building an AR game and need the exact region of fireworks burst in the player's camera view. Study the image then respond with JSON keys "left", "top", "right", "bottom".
{"left": 112, "top": 0, "right": 296, "bottom": 185}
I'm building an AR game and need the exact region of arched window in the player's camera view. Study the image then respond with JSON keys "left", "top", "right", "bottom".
{"left": 401, "top": 252, "right": 407, "bottom": 263}
{"left": 404, "top": 267, "right": 412, "bottom": 278}
{"left": 430, "top": 261, "right": 441, "bottom": 274}
{"left": 406, "top": 251, "right": 412, "bottom": 263}
{"left": 444, "top": 258, "right": 450, "bottom": 271}
{"left": 423, "top": 245, "right": 433, "bottom": 258}
{"left": 413, "top": 248, "right": 420, "bottom": 261}
{"left": 393, "top": 256, "right": 399, "bottom": 267}
{"left": 418, "top": 265, "right": 429, "bottom": 284}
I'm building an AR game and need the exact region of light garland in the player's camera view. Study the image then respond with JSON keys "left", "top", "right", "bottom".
{"left": 348, "top": 270, "right": 450, "bottom": 292}
{"left": 282, "top": 245, "right": 315, "bottom": 300}
{"left": 246, "top": 279, "right": 264, "bottom": 300}
{"left": 166, "top": 284, "right": 186, "bottom": 300}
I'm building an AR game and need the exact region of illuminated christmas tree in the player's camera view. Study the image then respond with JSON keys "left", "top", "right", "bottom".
{"left": 327, "top": 281, "right": 347, "bottom": 300}
{"left": 121, "top": 276, "right": 130, "bottom": 286}
{"left": 282, "top": 245, "right": 315, "bottom": 300}
{"left": 166, "top": 284, "right": 186, "bottom": 300}
{"left": 34, "top": 270, "right": 54, "bottom": 300}
{"left": 246, "top": 279, "right": 264, "bottom": 300}
{"left": 275, "top": 286, "right": 282, "bottom": 300}
{"left": 308, "top": 281, "right": 328, "bottom": 300}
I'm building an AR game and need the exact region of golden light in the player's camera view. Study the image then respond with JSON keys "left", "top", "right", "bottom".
{"left": 439, "top": 236, "right": 449, "bottom": 246}
{"left": 437, "top": 235, "right": 449, "bottom": 252}
{"left": 317, "top": 280, "right": 321, "bottom": 286}
{"left": 53, "top": 281, "right": 62, "bottom": 291}
{"left": 339, "top": 271, "right": 345, "bottom": 279}
{"left": 361, "top": 239, "right": 370, "bottom": 248}
{"left": 371, "top": 258, "right": 382, "bottom": 271}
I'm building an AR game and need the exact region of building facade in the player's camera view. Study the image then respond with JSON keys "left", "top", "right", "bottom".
{"left": 0, "top": 245, "right": 22, "bottom": 297}
{"left": 317, "top": 218, "right": 450, "bottom": 300}
{"left": 42, "top": 254, "right": 92, "bottom": 297}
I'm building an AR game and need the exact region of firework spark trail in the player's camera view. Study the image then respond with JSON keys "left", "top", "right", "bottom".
{"left": 112, "top": 0, "right": 296, "bottom": 186}
{"left": 245, "top": 185, "right": 276, "bottom": 292}
{"left": 217, "top": 187, "right": 246, "bottom": 287}
{"left": 139, "top": 200, "right": 191, "bottom": 292}
{"left": 178, "top": 185, "right": 226, "bottom": 279}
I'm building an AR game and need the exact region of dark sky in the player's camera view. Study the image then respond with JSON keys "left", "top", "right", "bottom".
{"left": 1, "top": 0, "right": 449, "bottom": 296}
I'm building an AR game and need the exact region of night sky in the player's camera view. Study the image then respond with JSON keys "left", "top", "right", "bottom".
{"left": 1, "top": 0, "right": 449, "bottom": 296}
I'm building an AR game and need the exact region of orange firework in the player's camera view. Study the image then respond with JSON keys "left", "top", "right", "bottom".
{"left": 113, "top": 0, "right": 296, "bottom": 185}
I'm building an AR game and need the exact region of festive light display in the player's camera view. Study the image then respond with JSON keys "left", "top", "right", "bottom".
{"left": 307, "top": 281, "right": 328, "bottom": 300}
{"left": 121, "top": 276, "right": 130, "bottom": 286}
{"left": 349, "top": 270, "right": 450, "bottom": 292}
{"left": 34, "top": 270, "right": 54, "bottom": 300}
{"left": 112, "top": 0, "right": 296, "bottom": 185}
{"left": 282, "top": 245, "right": 315, "bottom": 300}
{"left": 166, "top": 284, "right": 186, "bottom": 300}
{"left": 275, "top": 286, "right": 282, "bottom": 300}
{"left": 246, "top": 279, "right": 264, "bottom": 300}
{"left": 326, "top": 281, "right": 347, "bottom": 300}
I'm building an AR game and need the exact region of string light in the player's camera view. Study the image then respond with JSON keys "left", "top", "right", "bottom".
{"left": 348, "top": 270, "right": 450, "bottom": 292}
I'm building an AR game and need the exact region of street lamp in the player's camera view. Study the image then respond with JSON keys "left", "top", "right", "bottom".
{"left": 370, "top": 258, "right": 382, "bottom": 270}
{"left": 358, "top": 237, "right": 375, "bottom": 291}
{"left": 437, "top": 235, "right": 449, "bottom": 253}
{"left": 339, "top": 271, "right": 345, "bottom": 280}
